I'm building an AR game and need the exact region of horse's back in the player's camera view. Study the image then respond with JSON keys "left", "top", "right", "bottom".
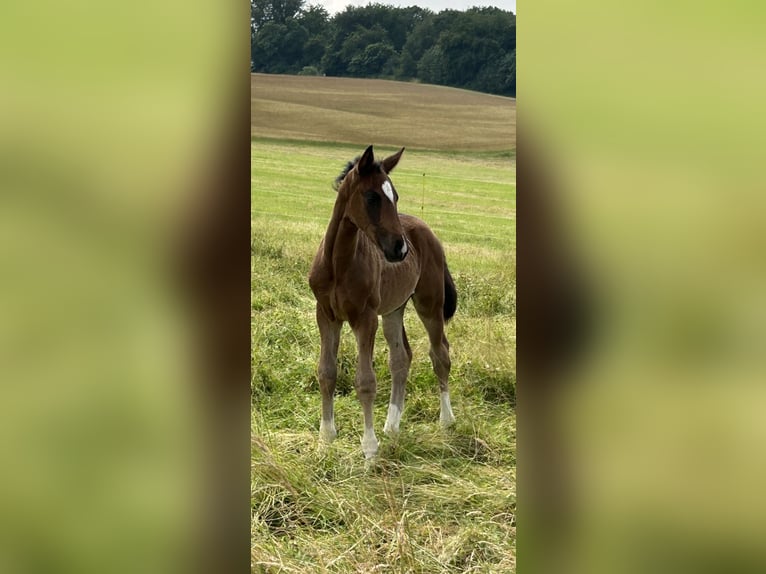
{"left": 399, "top": 213, "right": 446, "bottom": 264}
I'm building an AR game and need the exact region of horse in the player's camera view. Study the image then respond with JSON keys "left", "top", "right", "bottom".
{"left": 308, "top": 144, "right": 457, "bottom": 459}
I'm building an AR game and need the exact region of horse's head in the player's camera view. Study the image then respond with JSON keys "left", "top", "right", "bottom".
{"left": 336, "top": 145, "right": 408, "bottom": 263}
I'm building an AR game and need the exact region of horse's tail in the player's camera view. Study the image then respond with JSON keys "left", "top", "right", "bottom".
{"left": 443, "top": 261, "right": 457, "bottom": 322}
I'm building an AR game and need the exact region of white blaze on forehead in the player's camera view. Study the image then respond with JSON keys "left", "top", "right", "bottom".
{"left": 382, "top": 180, "right": 395, "bottom": 204}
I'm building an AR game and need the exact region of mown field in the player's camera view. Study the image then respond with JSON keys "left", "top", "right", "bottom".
{"left": 251, "top": 73, "right": 515, "bottom": 152}
{"left": 252, "top": 75, "right": 516, "bottom": 573}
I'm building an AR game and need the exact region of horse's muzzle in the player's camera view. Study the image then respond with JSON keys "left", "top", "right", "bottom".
{"left": 382, "top": 236, "right": 408, "bottom": 263}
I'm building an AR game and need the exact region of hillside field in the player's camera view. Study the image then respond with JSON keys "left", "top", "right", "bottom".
{"left": 252, "top": 75, "right": 516, "bottom": 572}
{"left": 251, "top": 73, "right": 515, "bottom": 152}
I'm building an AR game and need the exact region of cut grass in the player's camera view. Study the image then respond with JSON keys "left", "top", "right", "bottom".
{"left": 252, "top": 75, "right": 515, "bottom": 573}
{"left": 251, "top": 74, "right": 515, "bottom": 152}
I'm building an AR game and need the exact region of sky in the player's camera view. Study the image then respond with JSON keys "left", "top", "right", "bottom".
{"left": 318, "top": 0, "right": 515, "bottom": 16}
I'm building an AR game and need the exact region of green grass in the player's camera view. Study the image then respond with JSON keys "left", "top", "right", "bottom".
{"left": 252, "top": 76, "right": 515, "bottom": 573}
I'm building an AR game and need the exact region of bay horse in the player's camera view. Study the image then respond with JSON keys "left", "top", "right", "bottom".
{"left": 308, "top": 145, "right": 457, "bottom": 459}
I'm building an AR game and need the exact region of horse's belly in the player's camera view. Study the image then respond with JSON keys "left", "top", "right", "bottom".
{"left": 378, "top": 258, "right": 420, "bottom": 315}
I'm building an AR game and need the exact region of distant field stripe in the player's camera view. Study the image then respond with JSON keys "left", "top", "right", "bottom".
{"left": 430, "top": 228, "right": 510, "bottom": 242}
{"left": 253, "top": 198, "right": 513, "bottom": 223}
{"left": 410, "top": 208, "right": 514, "bottom": 221}
{"left": 253, "top": 188, "right": 336, "bottom": 204}
{"left": 253, "top": 207, "right": 514, "bottom": 229}
{"left": 253, "top": 211, "right": 511, "bottom": 243}
{"left": 406, "top": 174, "right": 515, "bottom": 186}
{"left": 252, "top": 211, "right": 324, "bottom": 223}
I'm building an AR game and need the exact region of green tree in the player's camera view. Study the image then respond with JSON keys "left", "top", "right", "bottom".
{"left": 252, "top": 22, "right": 288, "bottom": 71}
{"left": 348, "top": 42, "right": 397, "bottom": 76}
{"left": 503, "top": 49, "right": 516, "bottom": 96}
{"left": 251, "top": 0, "right": 304, "bottom": 30}
{"left": 298, "top": 3, "right": 328, "bottom": 36}
{"left": 396, "top": 50, "right": 417, "bottom": 79}
{"left": 414, "top": 7, "right": 516, "bottom": 95}
{"left": 323, "top": 5, "right": 432, "bottom": 78}
{"left": 252, "top": 1, "right": 516, "bottom": 97}
{"left": 252, "top": 0, "right": 330, "bottom": 73}
{"left": 417, "top": 45, "right": 446, "bottom": 84}
{"left": 296, "top": 4, "right": 329, "bottom": 69}
{"left": 340, "top": 25, "right": 389, "bottom": 65}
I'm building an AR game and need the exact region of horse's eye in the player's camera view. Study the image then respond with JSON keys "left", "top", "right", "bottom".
{"left": 365, "top": 191, "right": 380, "bottom": 206}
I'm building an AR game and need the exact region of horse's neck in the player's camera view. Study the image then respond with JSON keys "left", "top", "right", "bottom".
{"left": 323, "top": 196, "right": 360, "bottom": 279}
{"left": 332, "top": 217, "right": 361, "bottom": 277}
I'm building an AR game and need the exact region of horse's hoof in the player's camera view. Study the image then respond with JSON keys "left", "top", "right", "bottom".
{"left": 361, "top": 430, "right": 379, "bottom": 460}
{"left": 319, "top": 424, "right": 337, "bottom": 443}
{"left": 440, "top": 413, "right": 456, "bottom": 427}
{"left": 363, "top": 455, "right": 380, "bottom": 472}
{"left": 362, "top": 445, "right": 378, "bottom": 460}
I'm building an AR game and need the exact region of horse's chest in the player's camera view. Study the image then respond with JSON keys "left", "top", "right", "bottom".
{"left": 378, "top": 258, "right": 420, "bottom": 315}
{"left": 325, "top": 259, "right": 419, "bottom": 318}
{"left": 327, "top": 270, "right": 376, "bottom": 320}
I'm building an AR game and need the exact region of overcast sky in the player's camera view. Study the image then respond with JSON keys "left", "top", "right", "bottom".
{"left": 317, "top": 0, "right": 515, "bottom": 16}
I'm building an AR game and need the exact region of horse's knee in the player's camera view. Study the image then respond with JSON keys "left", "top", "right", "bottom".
{"left": 429, "top": 346, "right": 451, "bottom": 375}
{"left": 318, "top": 364, "right": 336, "bottom": 392}
{"left": 319, "top": 364, "right": 336, "bottom": 380}
{"left": 355, "top": 373, "right": 376, "bottom": 400}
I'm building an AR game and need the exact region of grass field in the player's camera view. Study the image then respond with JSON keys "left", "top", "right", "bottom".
{"left": 251, "top": 73, "right": 515, "bottom": 152}
{"left": 252, "top": 75, "right": 516, "bottom": 572}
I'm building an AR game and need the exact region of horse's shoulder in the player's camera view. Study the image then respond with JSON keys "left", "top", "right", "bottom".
{"left": 398, "top": 212, "right": 422, "bottom": 226}
{"left": 399, "top": 213, "right": 439, "bottom": 245}
{"left": 399, "top": 213, "right": 430, "bottom": 234}
{"left": 308, "top": 248, "right": 331, "bottom": 292}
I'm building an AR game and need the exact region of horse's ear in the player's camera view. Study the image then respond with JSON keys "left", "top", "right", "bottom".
{"left": 358, "top": 145, "right": 375, "bottom": 175}
{"left": 381, "top": 147, "right": 405, "bottom": 174}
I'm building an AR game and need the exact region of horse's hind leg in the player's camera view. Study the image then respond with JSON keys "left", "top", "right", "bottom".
{"left": 350, "top": 310, "right": 380, "bottom": 459}
{"left": 316, "top": 305, "right": 341, "bottom": 443}
{"left": 382, "top": 305, "right": 412, "bottom": 435}
{"left": 414, "top": 302, "right": 456, "bottom": 427}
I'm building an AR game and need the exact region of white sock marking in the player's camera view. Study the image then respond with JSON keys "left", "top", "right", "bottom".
{"left": 440, "top": 391, "right": 456, "bottom": 426}
{"left": 384, "top": 403, "right": 402, "bottom": 435}
{"left": 361, "top": 426, "right": 379, "bottom": 459}
{"left": 382, "top": 180, "right": 395, "bottom": 204}
{"left": 319, "top": 417, "right": 337, "bottom": 442}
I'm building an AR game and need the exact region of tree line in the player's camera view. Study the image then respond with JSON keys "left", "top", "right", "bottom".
{"left": 251, "top": 1, "right": 515, "bottom": 97}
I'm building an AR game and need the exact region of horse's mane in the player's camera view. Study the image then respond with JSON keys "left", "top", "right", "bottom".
{"left": 333, "top": 156, "right": 360, "bottom": 191}
{"left": 334, "top": 153, "right": 387, "bottom": 191}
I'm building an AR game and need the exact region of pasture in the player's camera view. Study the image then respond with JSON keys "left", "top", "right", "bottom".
{"left": 251, "top": 73, "right": 515, "bottom": 152}
{"left": 252, "top": 75, "right": 516, "bottom": 572}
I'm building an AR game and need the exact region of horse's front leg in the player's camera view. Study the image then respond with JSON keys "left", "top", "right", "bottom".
{"left": 382, "top": 305, "right": 411, "bottom": 435}
{"left": 351, "top": 310, "right": 379, "bottom": 459}
{"left": 316, "top": 305, "right": 341, "bottom": 443}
